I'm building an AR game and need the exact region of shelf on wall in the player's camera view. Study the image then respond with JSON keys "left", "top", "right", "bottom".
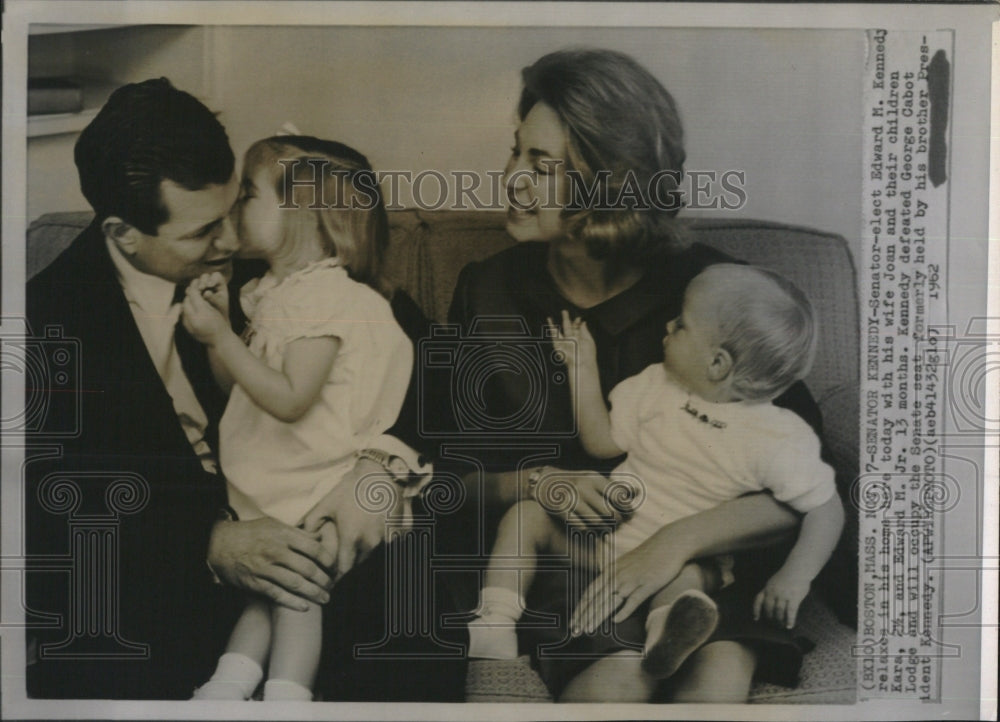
{"left": 28, "top": 24, "right": 127, "bottom": 35}
{"left": 26, "top": 79, "right": 117, "bottom": 138}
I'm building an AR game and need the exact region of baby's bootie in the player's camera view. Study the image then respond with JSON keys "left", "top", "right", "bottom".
{"left": 642, "top": 589, "right": 719, "bottom": 679}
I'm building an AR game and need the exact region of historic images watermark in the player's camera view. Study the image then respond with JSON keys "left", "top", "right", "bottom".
{"left": 272, "top": 159, "right": 749, "bottom": 213}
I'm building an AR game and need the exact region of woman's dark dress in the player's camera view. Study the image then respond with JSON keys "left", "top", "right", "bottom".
{"left": 436, "top": 240, "right": 823, "bottom": 694}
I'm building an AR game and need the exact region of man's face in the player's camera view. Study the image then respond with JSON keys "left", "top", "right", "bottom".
{"left": 123, "top": 175, "right": 240, "bottom": 284}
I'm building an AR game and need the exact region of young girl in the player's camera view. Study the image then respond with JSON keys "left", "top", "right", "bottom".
{"left": 468, "top": 264, "right": 844, "bottom": 689}
{"left": 183, "top": 136, "right": 412, "bottom": 701}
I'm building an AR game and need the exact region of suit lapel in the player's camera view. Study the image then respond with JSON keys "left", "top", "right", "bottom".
{"left": 72, "top": 225, "right": 203, "bottom": 459}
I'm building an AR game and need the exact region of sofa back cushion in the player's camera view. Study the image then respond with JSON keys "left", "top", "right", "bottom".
{"left": 27, "top": 209, "right": 859, "bottom": 465}
{"left": 28, "top": 208, "right": 860, "bottom": 622}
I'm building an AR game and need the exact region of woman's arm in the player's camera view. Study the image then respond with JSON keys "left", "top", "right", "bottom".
{"left": 469, "top": 467, "right": 630, "bottom": 530}
{"left": 570, "top": 492, "right": 799, "bottom": 634}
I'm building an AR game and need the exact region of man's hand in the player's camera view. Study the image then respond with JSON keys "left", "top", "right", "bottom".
{"left": 753, "top": 569, "right": 810, "bottom": 629}
{"left": 207, "top": 517, "right": 336, "bottom": 610}
{"left": 300, "top": 458, "right": 402, "bottom": 582}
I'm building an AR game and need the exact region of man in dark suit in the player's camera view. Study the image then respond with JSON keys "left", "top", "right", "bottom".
{"left": 24, "top": 78, "right": 449, "bottom": 700}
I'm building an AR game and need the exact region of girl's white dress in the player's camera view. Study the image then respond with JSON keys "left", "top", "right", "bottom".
{"left": 219, "top": 259, "right": 413, "bottom": 524}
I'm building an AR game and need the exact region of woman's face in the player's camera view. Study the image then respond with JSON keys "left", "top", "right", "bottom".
{"left": 504, "top": 102, "right": 570, "bottom": 242}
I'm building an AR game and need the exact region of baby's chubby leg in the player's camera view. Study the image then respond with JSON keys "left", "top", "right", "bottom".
{"left": 641, "top": 562, "right": 721, "bottom": 680}
{"left": 469, "top": 500, "right": 568, "bottom": 659}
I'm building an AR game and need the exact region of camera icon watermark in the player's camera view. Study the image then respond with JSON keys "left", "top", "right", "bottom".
{"left": 918, "top": 318, "right": 1000, "bottom": 441}
{"left": 1, "top": 317, "right": 81, "bottom": 438}
{"left": 418, "top": 316, "right": 576, "bottom": 437}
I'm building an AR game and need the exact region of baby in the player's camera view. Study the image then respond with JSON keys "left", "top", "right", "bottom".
{"left": 468, "top": 263, "right": 844, "bottom": 686}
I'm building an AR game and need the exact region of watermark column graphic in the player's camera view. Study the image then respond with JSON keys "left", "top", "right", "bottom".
{"left": 351, "top": 471, "right": 467, "bottom": 659}
{"left": 418, "top": 316, "right": 577, "bottom": 648}
{"left": 2, "top": 318, "right": 149, "bottom": 658}
{"left": 859, "top": 29, "right": 952, "bottom": 700}
{"left": 532, "top": 470, "right": 647, "bottom": 659}
{"left": 34, "top": 473, "right": 150, "bottom": 659}
{"left": 414, "top": 316, "right": 654, "bottom": 657}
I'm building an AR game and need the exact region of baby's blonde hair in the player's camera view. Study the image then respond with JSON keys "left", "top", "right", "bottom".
{"left": 243, "top": 136, "right": 391, "bottom": 297}
{"left": 694, "top": 264, "right": 817, "bottom": 401}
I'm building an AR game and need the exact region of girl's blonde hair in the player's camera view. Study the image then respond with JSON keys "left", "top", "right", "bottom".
{"left": 243, "top": 135, "right": 391, "bottom": 297}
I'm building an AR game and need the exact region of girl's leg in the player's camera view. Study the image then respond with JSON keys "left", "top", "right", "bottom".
{"left": 469, "top": 501, "right": 567, "bottom": 659}
{"left": 264, "top": 602, "right": 322, "bottom": 701}
{"left": 641, "top": 562, "right": 721, "bottom": 679}
{"left": 669, "top": 640, "right": 757, "bottom": 703}
{"left": 193, "top": 599, "right": 271, "bottom": 700}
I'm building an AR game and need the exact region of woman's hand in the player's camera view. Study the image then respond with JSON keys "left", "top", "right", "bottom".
{"left": 182, "top": 283, "right": 230, "bottom": 345}
{"left": 533, "top": 468, "right": 634, "bottom": 529}
{"left": 569, "top": 530, "right": 688, "bottom": 636}
{"left": 569, "top": 492, "right": 800, "bottom": 635}
{"left": 207, "top": 517, "right": 335, "bottom": 611}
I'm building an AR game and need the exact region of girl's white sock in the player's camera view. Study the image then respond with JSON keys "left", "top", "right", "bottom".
{"left": 263, "top": 678, "right": 313, "bottom": 701}
{"left": 467, "top": 586, "right": 525, "bottom": 659}
{"left": 192, "top": 652, "right": 263, "bottom": 700}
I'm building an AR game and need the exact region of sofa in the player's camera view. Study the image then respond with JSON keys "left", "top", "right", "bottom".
{"left": 27, "top": 209, "right": 859, "bottom": 704}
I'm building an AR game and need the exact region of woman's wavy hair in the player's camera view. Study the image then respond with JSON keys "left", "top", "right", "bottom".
{"left": 243, "top": 135, "right": 391, "bottom": 297}
{"left": 698, "top": 264, "right": 818, "bottom": 402}
{"left": 518, "top": 48, "right": 689, "bottom": 266}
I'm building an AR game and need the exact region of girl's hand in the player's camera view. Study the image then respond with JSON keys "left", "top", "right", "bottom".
{"left": 569, "top": 531, "right": 687, "bottom": 636}
{"left": 753, "top": 569, "right": 810, "bottom": 629}
{"left": 547, "top": 310, "right": 597, "bottom": 370}
{"left": 182, "top": 284, "right": 230, "bottom": 344}
{"left": 192, "top": 272, "right": 230, "bottom": 318}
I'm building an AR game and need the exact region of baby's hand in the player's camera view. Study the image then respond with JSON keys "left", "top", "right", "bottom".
{"left": 192, "top": 272, "right": 230, "bottom": 318}
{"left": 753, "top": 569, "right": 811, "bottom": 629}
{"left": 182, "top": 283, "right": 230, "bottom": 345}
{"left": 547, "top": 310, "right": 597, "bottom": 370}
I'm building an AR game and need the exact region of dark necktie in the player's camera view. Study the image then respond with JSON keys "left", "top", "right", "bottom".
{"left": 173, "top": 283, "right": 228, "bottom": 455}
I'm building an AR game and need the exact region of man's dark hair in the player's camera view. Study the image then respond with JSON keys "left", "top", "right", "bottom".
{"left": 74, "top": 77, "right": 235, "bottom": 235}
